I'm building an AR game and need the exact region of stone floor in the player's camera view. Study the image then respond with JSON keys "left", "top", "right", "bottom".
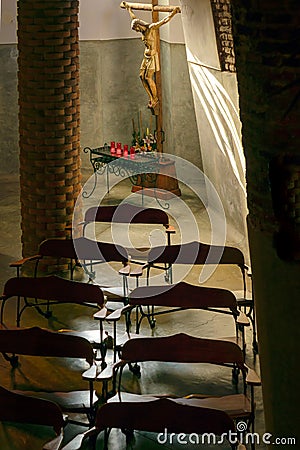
{"left": 0, "top": 172, "right": 265, "bottom": 449}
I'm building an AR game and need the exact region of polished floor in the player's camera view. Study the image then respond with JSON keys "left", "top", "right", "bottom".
{"left": 0, "top": 172, "right": 265, "bottom": 449}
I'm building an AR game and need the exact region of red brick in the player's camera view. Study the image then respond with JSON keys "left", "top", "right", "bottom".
{"left": 18, "top": 0, "right": 81, "bottom": 261}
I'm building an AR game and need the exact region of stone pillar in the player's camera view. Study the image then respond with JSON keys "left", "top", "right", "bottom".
{"left": 232, "top": 0, "right": 300, "bottom": 444}
{"left": 17, "top": 0, "right": 81, "bottom": 271}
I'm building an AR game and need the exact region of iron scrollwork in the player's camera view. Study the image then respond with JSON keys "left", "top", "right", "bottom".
{"left": 82, "top": 145, "right": 166, "bottom": 205}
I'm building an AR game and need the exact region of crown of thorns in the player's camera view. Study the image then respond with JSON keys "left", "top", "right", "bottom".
{"left": 131, "top": 18, "right": 148, "bottom": 29}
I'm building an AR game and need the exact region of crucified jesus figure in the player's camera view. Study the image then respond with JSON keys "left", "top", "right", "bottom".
{"left": 121, "top": 2, "right": 180, "bottom": 111}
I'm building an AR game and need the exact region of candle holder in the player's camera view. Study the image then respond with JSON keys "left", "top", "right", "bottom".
{"left": 116, "top": 142, "right": 122, "bottom": 157}
{"left": 110, "top": 141, "right": 116, "bottom": 155}
{"left": 130, "top": 146, "right": 135, "bottom": 159}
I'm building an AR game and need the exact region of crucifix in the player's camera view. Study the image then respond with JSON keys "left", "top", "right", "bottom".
{"left": 120, "top": 1, "right": 181, "bottom": 153}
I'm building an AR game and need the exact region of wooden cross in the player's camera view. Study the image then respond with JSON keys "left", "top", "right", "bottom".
{"left": 120, "top": 2, "right": 180, "bottom": 12}
{"left": 120, "top": 1, "right": 181, "bottom": 153}
{"left": 152, "top": 0, "right": 163, "bottom": 152}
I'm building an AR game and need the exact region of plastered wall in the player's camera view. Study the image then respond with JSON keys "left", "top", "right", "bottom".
{"left": 0, "top": 0, "right": 247, "bottom": 251}
{"left": 180, "top": 0, "right": 249, "bottom": 253}
{"left": 0, "top": 0, "right": 199, "bottom": 173}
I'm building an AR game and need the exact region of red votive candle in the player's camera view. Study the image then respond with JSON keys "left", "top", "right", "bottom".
{"left": 123, "top": 144, "right": 128, "bottom": 157}
{"left": 110, "top": 141, "right": 115, "bottom": 155}
{"left": 130, "top": 146, "right": 135, "bottom": 159}
{"left": 116, "top": 142, "right": 122, "bottom": 157}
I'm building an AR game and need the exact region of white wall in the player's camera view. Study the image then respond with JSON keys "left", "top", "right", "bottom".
{"left": 79, "top": 0, "right": 184, "bottom": 42}
{"left": 0, "top": 1, "right": 198, "bottom": 174}
{"left": 0, "top": 0, "right": 184, "bottom": 44}
{"left": 0, "top": 0, "right": 17, "bottom": 44}
{"left": 180, "top": 0, "right": 249, "bottom": 252}
{"left": 181, "top": 0, "right": 220, "bottom": 69}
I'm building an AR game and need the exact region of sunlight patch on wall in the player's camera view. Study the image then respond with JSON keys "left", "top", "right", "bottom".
{"left": 187, "top": 48, "right": 246, "bottom": 194}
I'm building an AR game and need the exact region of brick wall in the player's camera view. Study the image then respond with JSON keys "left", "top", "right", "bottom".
{"left": 17, "top": 0, "right": 82, "bottom": 271}
{"left": 232, "top": 0, "right": 300, "bottom": 259}
{"left": 210, "top": 0, "right": 236, "bottom": 72}
{"left": 231, "top": 1, "right": 300, "bottom": 440}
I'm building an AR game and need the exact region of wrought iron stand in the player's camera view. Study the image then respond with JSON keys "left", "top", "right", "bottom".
{"left": 83, "top": 145, "right": 170, "bottom": 208}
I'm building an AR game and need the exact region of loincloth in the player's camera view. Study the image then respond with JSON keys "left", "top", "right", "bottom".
{"left": 140, "top": 52, "right": 160, "bottom": 72}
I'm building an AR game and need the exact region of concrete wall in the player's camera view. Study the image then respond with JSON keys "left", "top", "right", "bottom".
{"left": 80, "top": 39, "right": 200, "bottom": 168}
{"left": 161, "top": 41, "right": 202, "bottom": 168}
{"left": 0, "top": 40, "right": 199, "bottom": 173}
{"left": 0, "top": 0, "right": 200, "bottom": 173}
{"left": 79, "top": 39, "right": 151, "bottom": 154}
{"left": 0, "top": 0, "right": 247, "bottom": 253}
{"left": 180, "top": 0, "right": 248, "bottom": 253}
{"left": 0, "top": 45, "right": 18, "bottom": 173}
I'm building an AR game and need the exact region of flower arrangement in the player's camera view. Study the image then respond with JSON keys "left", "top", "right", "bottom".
{"left": 131, "top": 111, "right": 157, "bottom": 152}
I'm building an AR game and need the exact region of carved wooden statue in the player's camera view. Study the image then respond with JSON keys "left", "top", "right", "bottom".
{"left": 121, "top": 1, "right": 180, "bottom": 113}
